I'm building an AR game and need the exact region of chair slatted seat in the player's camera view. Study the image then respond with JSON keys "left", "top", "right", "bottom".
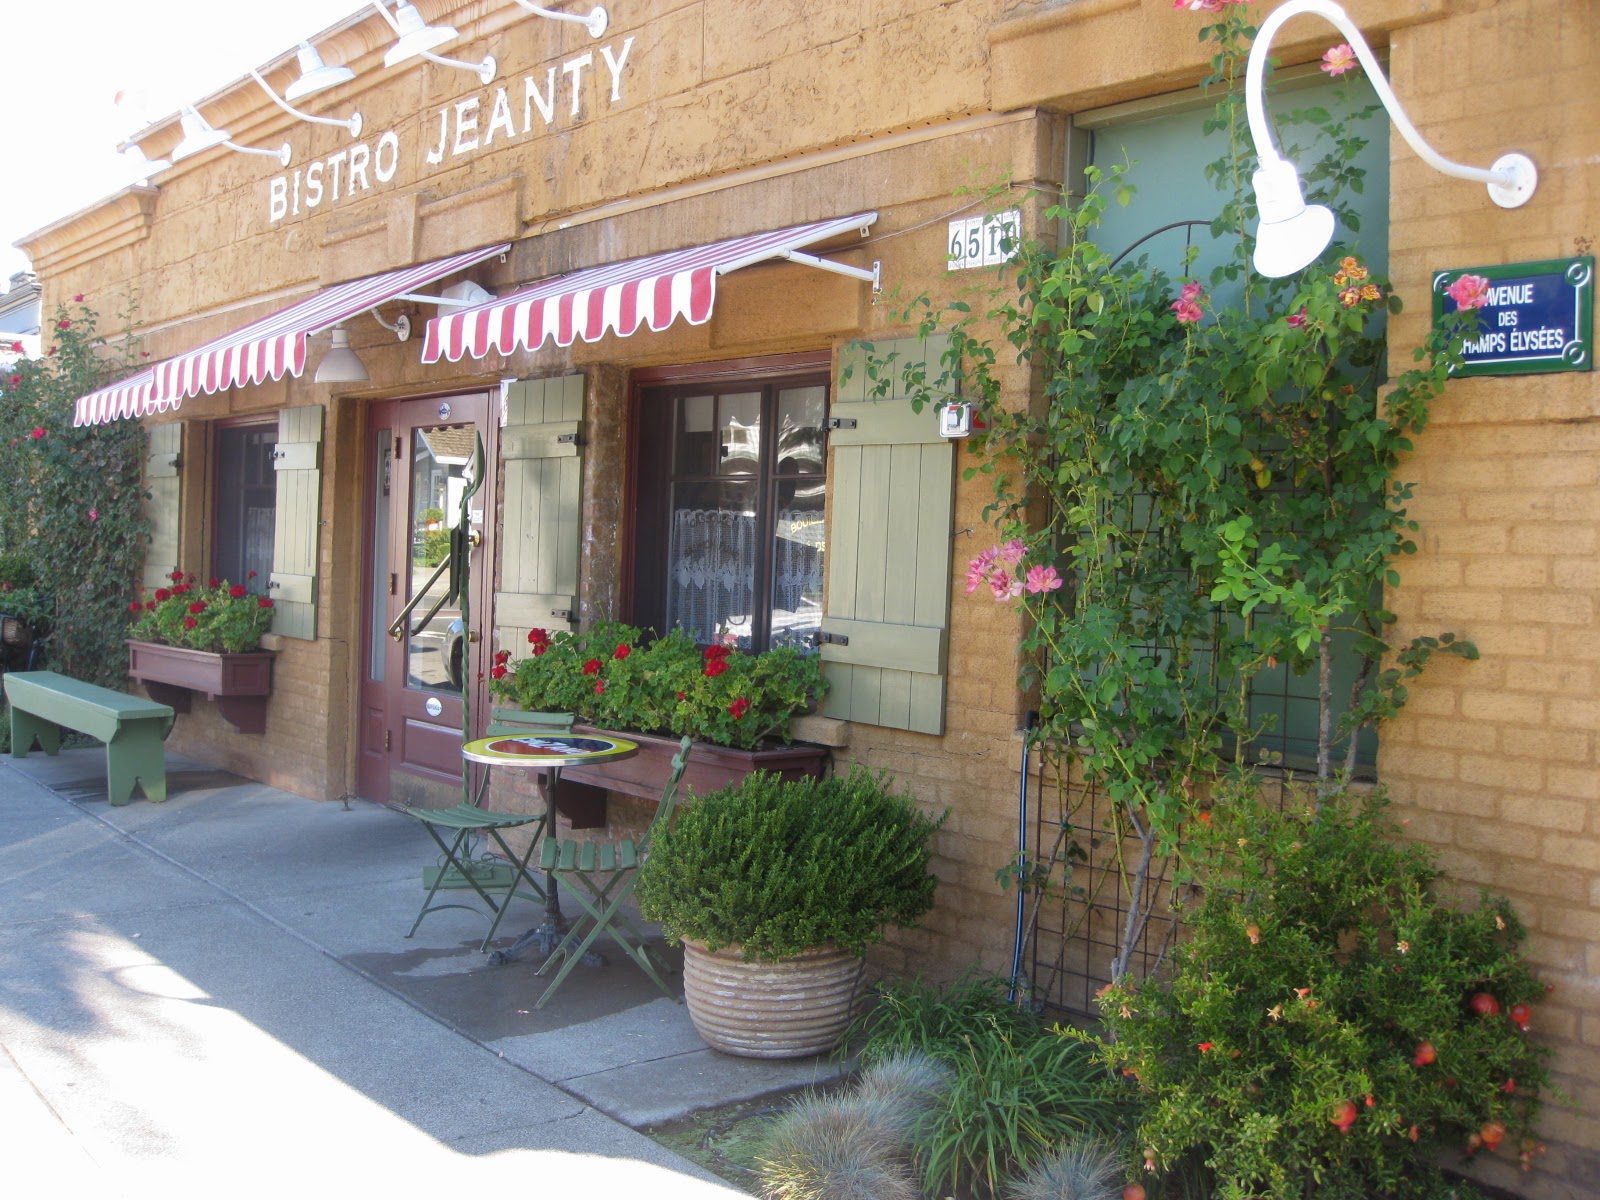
{"left": 533, "top": 735, "right": 692, "bottom": 1009}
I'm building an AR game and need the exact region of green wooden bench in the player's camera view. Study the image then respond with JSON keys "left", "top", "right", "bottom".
{"left": 4, "top": 670, "right": 175, "bottom": 805}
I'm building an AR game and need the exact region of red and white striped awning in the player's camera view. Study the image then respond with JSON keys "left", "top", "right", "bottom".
{"left": 422, "top": 213, "right": 878, "bottom": 364}
{"left": 74, "top": 368, "right": 162, "bottom": 428}
{"left": 74, "top": 243, "right": 508, "bottom": 427}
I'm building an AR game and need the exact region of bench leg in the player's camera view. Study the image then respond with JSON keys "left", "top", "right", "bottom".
{"left": 10, "top": 709, "right": 61, "bottom": 758}
{"left": 106, "top": 727, "right": 168, "bottom": 805}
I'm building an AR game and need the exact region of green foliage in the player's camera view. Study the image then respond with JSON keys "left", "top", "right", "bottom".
{"left": 850, "top": 974, "right": 1125, "bottom": 1199}
{"left": 488, "top": 620, "right": 826, "bottom": 750}
{"left": 0, "top": 554, "right": 37, "bottom": 589}
{"left": 1092, "top": 783, "right": 1553, "bottom": 1200}
{"left": 1003, "top": 1136, "right": 1122, "bottom": 1200}
{"left": 757, "top": 1089, "right": 922, "bottom": 1200}
{"left": 862, "top": 6, "right": 1476, "bottom": 853}
{"left": 0, "top": 300, "right": 149, "bottom": 686}
{"left": 419, "top": 527, "right": 452, "bottom": 567}
{"left": 636, "top": 767, "right": 944, "bottom": 960}
{"left": 127, "top": 570, "right": 275, "bottom": 654}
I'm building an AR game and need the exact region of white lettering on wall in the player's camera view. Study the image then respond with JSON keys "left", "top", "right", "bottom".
{"left": 374, "top": 131, "right": 400, "bottom": 183}
{"left": 265, "top": 41, "right": 635, "bottom": 225}
{"left": 601, "top": 37, "right": 634, "bottom": 103}
{"left": 525, "top": 68, "right": 557, "bottom": 130}
{"left": 562, "top": 52, "right": 593, "bottom": 117}
{"left": 484, "top": 87, "right": 516, "bottom": 145}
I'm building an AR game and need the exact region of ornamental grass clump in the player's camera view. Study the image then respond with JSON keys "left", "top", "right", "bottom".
{"left": 487, "top": 619, "right": 824, "bottom": 751}
{"left": 1093, "top": 782, "right": 1553, "bottom": 1200}
{"left": 128, "top": 570, "right": 275, "bottom": 654}
{"left": 636, "top": 767, "right": 944, "bottom": 961}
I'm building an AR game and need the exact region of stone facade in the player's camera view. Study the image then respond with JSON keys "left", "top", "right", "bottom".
{"left": 17, "top": 3, "right": 1599, "bottom": 1194}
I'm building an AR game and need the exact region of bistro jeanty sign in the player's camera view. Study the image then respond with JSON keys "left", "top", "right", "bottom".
{"left": 266, "top": 37, "right": 635, "bottom": 224}
{"left": 1433, "top": 257, "right": 1594, "bottom": 377}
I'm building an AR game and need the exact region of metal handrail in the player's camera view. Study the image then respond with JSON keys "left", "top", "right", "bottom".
{"left": 386, "top": 557, "right": 452, "bottom": 641}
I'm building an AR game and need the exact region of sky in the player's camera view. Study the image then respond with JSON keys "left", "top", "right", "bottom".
{"left": 0, "top": 0, "right": 367, "bottom": 285}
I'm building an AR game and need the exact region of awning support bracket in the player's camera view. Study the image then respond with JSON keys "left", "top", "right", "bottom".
{"left": 775, "top": 249, "right": 881, "bottom": 294}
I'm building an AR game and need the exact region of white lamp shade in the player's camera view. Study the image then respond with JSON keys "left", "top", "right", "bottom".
{"left": 170, "top": 109, "right": 231, "bottom": 162}
{"left": 1250, "top": 158, "right": 1337, "bottom": 278}
{"left": 284, "top": 43, "right": 355, "bottom": 102}
{"left": 315, "top": 327, "right": 369, "bottom": 383}
{"left": 384, "top": 3, "right": 460, "bottom": 67}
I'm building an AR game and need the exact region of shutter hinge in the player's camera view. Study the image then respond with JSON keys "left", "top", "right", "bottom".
{"left": 551, "top": 608, "right": 574, "bottom": 621}
{"left": 824, "top": 417, "right": 857, "bottom": 431}
{"left": 556, "top": 432, "right": 582, "bottom": 445}
{"left": 816, "top": 631, "right": 849, "bottom": 647}
{"left": 384, "top": 730, "right": 392, "bottom": 751}
{"left": 394, "top": 435, "right": 403, "bottom": 459}
{"left": 388, "top": 572, "right": 397, "bottom": 596}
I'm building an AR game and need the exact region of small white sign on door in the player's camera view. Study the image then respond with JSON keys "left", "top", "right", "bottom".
{"left": 947, "top": 210, "right": 1021, "bottom": 271}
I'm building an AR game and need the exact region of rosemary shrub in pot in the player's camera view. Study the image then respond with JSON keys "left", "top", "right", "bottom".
{"left": 636, "top": 767, "right": 946, "bottom": 1058}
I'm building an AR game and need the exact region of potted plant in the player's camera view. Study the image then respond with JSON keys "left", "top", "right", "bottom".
{"left": 0, "top": 553, "right": 51, "bottom": 671}
{"left": 126, "top": 570, "right": 276, "bottom": 733}
{"left": 635, "top": 767, "right": 945, "bottom": 1058}
{"left": 488, "top": 620, "right": 830, "bottom": 798}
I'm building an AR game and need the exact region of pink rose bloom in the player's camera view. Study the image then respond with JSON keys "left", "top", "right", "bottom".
{"left": 1024, "top": 565, "right": 1064, "bottom": 594}
{"left": 1286, "top": 308, "right": 1308, "bottom": 329}
{"left": 89, "top": 508, "right": 98, "bottom": 522}
{"left": 1447, "top": 273, "right": 1490, "bottom": 311}
{"left": 1172, "top": 297, "right": 1203, "bottom": 324}
{"left": 988, "top": 568, "right": 1023, "bottom": 601}
{"left": 965, "top": 546, "right": 999, "bottom": 594}
{"left": 1173, "top": 0, "right": 1223, "bottom": 10}
{"left": 996, "top": 539, "right": 1028, "bottom": 569}
{"left": 1321, "top": 43, "right": 1358, "bottom": 76}
{"left": 1180, "top": 280, "right": 1204, "bottom": 302}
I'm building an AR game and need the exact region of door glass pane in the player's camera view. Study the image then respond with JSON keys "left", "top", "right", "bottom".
{"left": 771, "top": 478, "right": 825, "bottom": 650}
{"left": 775, "top": 386, "right": 826, "bottom": 475}
{"left": 406, "top": 426, "right": 469, "bottom": 693}
{"left": 369, "top": 430, "right": 391, "bottom": 682}
{"left": 666, "top": 478, "right": 759, "bottom": 651}
{"left": 717, "top": 391, "right": 761, "bottom": 476}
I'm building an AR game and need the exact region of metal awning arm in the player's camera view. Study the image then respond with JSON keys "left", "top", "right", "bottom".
{"left": 774, "top": 249, "right": 881, "bottom": 292}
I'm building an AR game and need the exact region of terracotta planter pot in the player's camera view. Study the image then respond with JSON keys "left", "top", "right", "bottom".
{"left": 126, "top": 640, "right": 274, "bottom": 734}
{"left": 680, "top": 938, "right": 865, "bottom": 1059}
{"left": 561, "top": 724, "right": 826, "bottom": 800}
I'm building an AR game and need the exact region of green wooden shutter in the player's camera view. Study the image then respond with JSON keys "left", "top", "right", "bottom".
{"left": 496, "top": 376, "right": 583, "bottom": 655}
{"left": 270, "top": 406, "right": 323, "bottom": 640}
{"left": 142, "top": 422, "right": 182, "bottom": 593}
{"left": 822, "top": 336, "right": 954, "bottom": 735}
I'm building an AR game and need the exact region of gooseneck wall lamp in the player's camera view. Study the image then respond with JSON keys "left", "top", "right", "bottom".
{"left": 510, "top": 1, "right": 609, "bottom": 39}
{"left": 373, "top": 0, "right": 496, "bottom": 85}
{"left": 1245, "top": 0, "right": 1538, "bottom": 278}
{"left": 249, "top": 43, "right": 363, "bottom": 139}
{"left": 170, "top": 106, "right": 292, "bottom": 168}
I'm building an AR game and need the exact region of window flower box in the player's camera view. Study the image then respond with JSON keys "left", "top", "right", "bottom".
{"left": 126, "top": 640, "right": 274, "bottom": 734}
{"left": 560, "top": 723, "right": 826, "bottom": 801}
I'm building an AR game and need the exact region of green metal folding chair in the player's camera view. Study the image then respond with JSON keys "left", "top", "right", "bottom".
{"left": 403, "top": 709, "right": 574, "bottom": 951}
{"left": 533, "top": 734, "right": 693, "bottom": 1008}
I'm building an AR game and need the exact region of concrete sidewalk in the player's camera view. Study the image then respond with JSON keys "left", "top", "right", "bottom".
{"left": 0, "top": 750, "right": 844, "bottom": 1197}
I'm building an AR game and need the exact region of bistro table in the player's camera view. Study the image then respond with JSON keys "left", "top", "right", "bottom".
{"left": 459, "top": 731, "right": 639, "bottom": 966}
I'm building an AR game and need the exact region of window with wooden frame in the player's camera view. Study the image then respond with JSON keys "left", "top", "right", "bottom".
{"left": 212, "top": 419, "right": 278, "bottom": 594}
{"left": 629, "top": 356, "right": 830, "bottom": 653}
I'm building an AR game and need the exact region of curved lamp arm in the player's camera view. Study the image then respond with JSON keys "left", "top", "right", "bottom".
{"left": 1245, "top": 0, "right": 1537, "bottom": 276}
{"left": 249, "top": 70, "right": 364, "bottom": 139}
{"left": 511, "top": 1, "right": 608, "bottom": 39}
{"left": 370, "top": 0, "right": 496, "bottom": 85}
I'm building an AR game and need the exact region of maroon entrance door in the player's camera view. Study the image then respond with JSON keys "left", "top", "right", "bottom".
{"left": 358, "top": 393, "right": 495, "bottom": 807}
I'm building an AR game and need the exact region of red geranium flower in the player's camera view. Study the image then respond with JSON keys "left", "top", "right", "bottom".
{"left": 594, "top": 680, "right": 605, "bottom": 695}
{"left": 704, "top": 645, "right": 731, "bottom": 661}
{"left": 128, "top": 601, "right": 143, "bottom": 614}
{"left": 229, "top": 584, "right": 246, "bottom": 598}
{"left": 182, "top": 616, "right": 197, "bottom": 629}
{"left": 728, "top": 697, "right": 750, "bottom": 720}
{"left": 29, "top": 427, "right": 45, "bottom": 439}
{"left": 493, "top": 649, "right": 510, "bottom": 665}
{"left": 491, "top": 665, "right": 507, "bottom": 679}
{"left": 188, "top": 601, "right": 207, "bottom": 615}
{"left": 704, "top": 657, "right": 728, "bottom": 678}
{"left": 154, "top": 588, "right": 171, "bottom": 602}
{"left": 247, "top": 570, "right": 257, "bottom": 579}
{"left": 170, "top": 570, "right": 184, "bottom": 582}
{"left": 676, "top": 691, "right": 686, "bottom": 700}
{"left": 527, "top": 627, "right": 549, "bottom": 645}
{"left": 208, "top": 577, "right": 221, "bottom": 588}
{"left": 257, "top": 597, "right": 274, "bottom": 609}
{"left": 145, "top": 600, "right": 156, "bottom": 611}
{"left": 614, "top": 643, "right": 631, "bottom": 660}
{"left": 581, "top": 658, "right": 602, "bottom": 675}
